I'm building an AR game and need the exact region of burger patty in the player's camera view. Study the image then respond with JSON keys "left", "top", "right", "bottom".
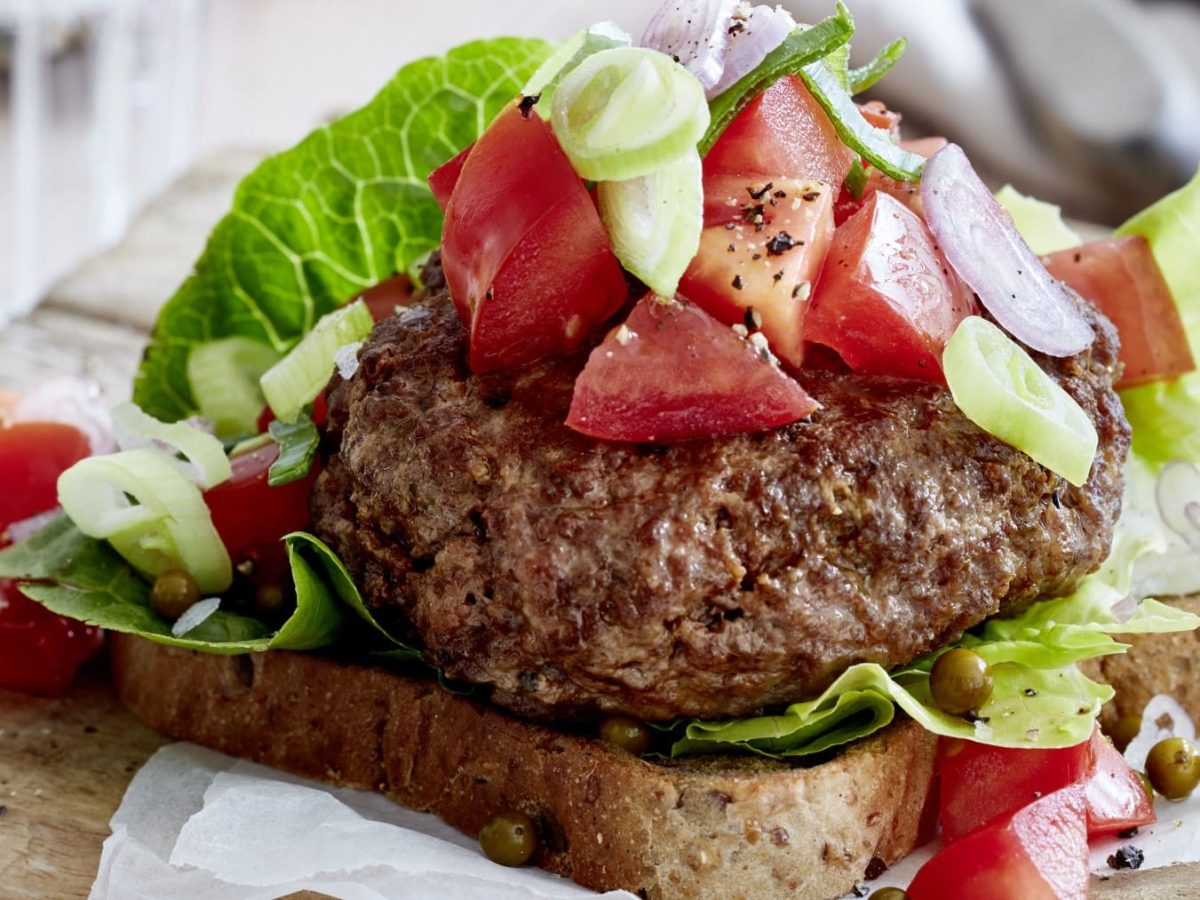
{"left": 313, "top": 269, "right": 1130, "bottom": 723}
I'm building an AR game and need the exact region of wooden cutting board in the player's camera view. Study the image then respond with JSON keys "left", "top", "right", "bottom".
{"left": 0, "top": 152, "right": 1197, "bottom": 899}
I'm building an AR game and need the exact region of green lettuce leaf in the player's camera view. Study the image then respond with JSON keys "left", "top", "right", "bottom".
{"left": 994, "top": 185, "right": 1082, "bottom": 256}
{"left": 1115, "top": 167, "right": 1200, "bottom": 466}
{"left": 133, "top": 37, "right": 552, "bottom": 424}
{"left": 0, "top": 517, "right": 351, "bottom": 653}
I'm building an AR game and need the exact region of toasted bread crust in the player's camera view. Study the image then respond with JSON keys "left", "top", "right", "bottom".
{"left": 110, "top": 633, "right": 937, "bottom": 900}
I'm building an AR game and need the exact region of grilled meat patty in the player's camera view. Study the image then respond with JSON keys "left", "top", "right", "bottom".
{"left": 313, "top": 269, "right": 1130, "bottom": 723}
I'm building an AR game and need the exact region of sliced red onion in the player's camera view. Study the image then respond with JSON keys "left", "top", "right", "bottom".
{"left": 1156, "top": 460, "right": 1200, "bottom": 554}
{"left": 335, "top": 341, "right": 364, "bottom": 381}
{"left": 641, "top": 0, "right": 740, "bottom": 92}
{"left": 1109, "top": 592, "right": 1138, "bottom": 624}
{"left": 921, "top": 144, "right": 1094, "bottom": 357}
{"left": 1124, "top": 694, "right": 1196, "bottom": 772}
{"left": 709, "top": 4, "right": 795, "bottom": 98}
{"left": 171, "top": 597, "right": 222, "bottom": 638}
{"left": 10, "top": 376, "right": 115, "bottom": 454}
{"left": 5, "top": 509, "right": 62, "bottom": 544}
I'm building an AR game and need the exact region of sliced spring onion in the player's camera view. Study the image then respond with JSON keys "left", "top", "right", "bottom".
{"left": 523, "top": 21, "right": 631, "bottom": 111}
{"left": 848, "top": 37, "right": 907, "bottom": 95}
{"left": 641, "top": 0, "right": 738, "bottom": 93}
{"left": 700, "top": 5, "right": 855, "bottom": 155}
{"left": 551, "top": 47, "right": 710, "bottom": 182}
{"left": 597, "top": 151, "right": 702, "bottom": 298}
{"left": 944, "top": 317, "right": 1098, "bottom": 487}
{"left": 187, "top": 337, "right": 281, "bottom": 439}
{"left": 57, "top": 448, "right": 232, "bottom": 593}
{"left": 994, "top": 185, "right": 1082, "bottom": 256}
{"left": 922, "top": 144, "right": 1094, "bottom": 357}
{"left": 260, "top": 300, "right": 374, "bottom": 424}
{"left": 268, "top": 416, "right": 320, "bottom": 487}
{"left": 1155, "top": 462, "right": 1200, "bottom": 553}
{"left": 798, "top": 58, "right": 925, "bottom": 182}
{"left": 111, "top": 402, "right": 232, "bottom": 490}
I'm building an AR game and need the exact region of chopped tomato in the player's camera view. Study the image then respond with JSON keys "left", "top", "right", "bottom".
{"left": 857, "top": 100, "right": 901, "bottom": 139}
{"left": 429, "top": 144, "right": 472, "bottom": 211}
{"left": 0, "top": 421, "right": 102, "bottom": 696}
{"left": 703, "top": 75, "right": 856, "bottom": 188}
{"left": 937, "top": 735, "right": 1094, "bottom": 844}
{"left": 680, "top": 177, "right": 835, "bottom": 368}
{"left": 566, "top": 296, "right": 818, "bottom": 442}
{"left": 835, "top": 138, "right": 948, "bottom": 226}
{"left": 1084, "top": 729, "right": 1156, "bottom": 837}
{"left": 359, "top": 273, "right": 415, "bottom": 323}
{"left": 908, "top": 788, "right": 1089, "bottom": 900}
{"left": 1043, "top": 235, "right": 1195, "bottom": 389}
{"left": 204, "top": 442, "right": 316, "bottom": 575}
{"left": 441, "top": 103, "right": 628, "bottom": 374}
{"left": 806, "top": 192, "right": 976, "bottom": 383}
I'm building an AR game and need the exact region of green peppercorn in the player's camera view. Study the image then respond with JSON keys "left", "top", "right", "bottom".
{"left": 254, "top": 582, "right": 291, "bottom": 618}
{"left": 929, "top": 648, "right": 994, "bottom": 716}
{"left": 151, "top": 569, "right": 200, "bottom": 621}
{"left": 1145, "top": 737, "right": 1200, "bottom": 801}
{"left": 870, "top": 888, "right": 910, "bottom": 900}
{"left": 1105, "top": 712, "right": 1144, "bottom": 753}
{"left": 479, "top": 810, "right": 537, "bottom": 867}
{"left": 1139, "top": 770, "right": 1155, "bottom": 802}
{"left": 599, "top": 715, "right": 652, "bottom": 755}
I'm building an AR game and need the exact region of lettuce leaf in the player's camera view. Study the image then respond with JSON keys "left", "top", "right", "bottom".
{"left": 0, "top": 517, "right": 354, "bottom": 653}
{"left": 669, "top": 544, "right": 1200, "bottom": 758}
{"left": 133, "top": 37, "right": 552, "bottom": 424}
{"left": 994, "top": 185, "right": 1082, "bottom": 256}
{"left": 1115, "top": 167, "right": 1200, "bottom": 467}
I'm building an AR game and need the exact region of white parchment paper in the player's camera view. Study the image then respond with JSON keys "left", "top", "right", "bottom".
{"left": 89, "top": 743, "right": 637, "bottom": 900}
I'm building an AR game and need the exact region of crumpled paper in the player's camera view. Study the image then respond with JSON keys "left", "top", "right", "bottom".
{"left": 89, "top": 743, "right": 637, "bottom": 900}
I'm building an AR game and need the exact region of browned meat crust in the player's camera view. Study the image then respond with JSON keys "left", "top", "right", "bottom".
{"left": 313, "top": 275, "right": 1129, "bottom": 722}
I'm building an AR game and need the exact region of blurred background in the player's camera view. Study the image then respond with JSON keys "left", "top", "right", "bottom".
{"left": 2, "top": 0, "right": 1200, "bottom": 325}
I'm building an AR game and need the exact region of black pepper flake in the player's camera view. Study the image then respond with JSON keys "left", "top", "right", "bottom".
{"left": 773, "top": 271, "right": 784, "bottom": 283}
{"left": 773, "top": 189, "right": 787, "bottom": 199}
{"left": 1108, "top": 845, "right": 1144, "bottom": 871}
{"left": 518, "top": 94, "right": 540, "bottom": 118}
{"left": 744, "top": 307, "right": 758, "bottom": 331}
{"left": 727, "top": 243, "right": 737, "bottom": 253}
{"left": 731, "top": 275, "right": 744, "bottom": 291}
{"left": 747, "top": 181, "right": 774, "bottom": 201}
{"left": 1074, "top": 251, "right": 1083, "bottom": 263}
{"left": 766, "top": 231, "right": 799, "bottom": 256}
{"left": 742, "top": 202, "right": 767, "bottom": 230}
{"left": 863, "top": 856, "right": 888, "bottom": 880}
{"left": 1051, "top": 490, "right": 1061, "bottom": 509}
{"left": 1024, "top": 688, "right": 1039, "bottom": 697}
{"left": 484, "top": 288, "right": 493, "bottom": 301}
{"left": 802, "top": 190, "right": 821, "bottom": 202}
{"left": 851, "top": 885, "right": 869, "bottom": 898}
{"left": 728, "top": 21, "right": 746, "bottom": 34}
{"left": 752, "top": 253, "right": 762, "bottom": 261}
{"left": 0, "top": 804, "right": 6, "bottom": 817}
{"left": 725, "top": 222, "right": 737, "bottom": 231}
{"left": 1118, "top": 826, "right": 1140, "bottom": 840}
{"left": 964, "top": 712, "right": 990, "bottom": 724}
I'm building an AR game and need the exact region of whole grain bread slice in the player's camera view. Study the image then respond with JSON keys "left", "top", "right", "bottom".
{"left": 109, "top": 633, "right": 938, "bottom": 900}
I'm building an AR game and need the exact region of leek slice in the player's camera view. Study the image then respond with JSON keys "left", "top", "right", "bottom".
{"left": 260, "top": 300, "right": 373, "bottom": 424}
{"left": 187, "top": 337, "right": 281, "bottom": 439}
{"left": 551, "top": 47, "right": 709, "bottom": 181}
{"left": 111, "top": 402, "right": 232, "bottom": 490}
{"left": 523, "top": 21, "right": 631, "bottom": 112}
{"left": 944, "top": 317, "right": 1098, "bottom": 487}
{"left": 597, "top": 151, "right": 703, "bottom": 298}
{"left": 57, "top": 449, "right": 232, "bottom": 593}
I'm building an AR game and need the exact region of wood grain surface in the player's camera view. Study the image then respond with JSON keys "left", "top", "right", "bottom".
{"left": 0, "top": 153, "right": 1197, "bottom": 899}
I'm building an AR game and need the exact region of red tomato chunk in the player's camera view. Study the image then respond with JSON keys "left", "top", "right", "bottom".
{"left": 1043, "top": 235, "right": 1195, "bottom": 389}
{"left": 567, "top": 296, "right": 818, "bottom": 442}
{"left": 440, "top": 103, "right": 628, "bottom": 374}
{"left": 807, "top": 192, "right": 976, "bottom": 383}
{"left": 909, "top": 787, "right": 1089, "bottom": 900}
{"left": 0, "top": 421, "right": 102, "bottom": 696}
{"left": 1084, "top": 728, "right": 1156, "bottom": 837}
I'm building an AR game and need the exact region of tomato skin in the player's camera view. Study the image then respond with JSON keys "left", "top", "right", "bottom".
{"left": 1042, "top": 235, "right": 1195, "bottom": 389}
{"left": 204, "top": 442, "right": 316, "bottom": 572}
{"left": 428, "top": 144, "right": 472, "bottom": 211}
{"left": 909, "top": 787, "right": 1089, "bottom": 900}
{"left": 807, "top": 192, "right": 976, "bottom": 383}
{"left": 682, "top": 177, "right": 835, "bottom": 368}
{"left": 0, "top": 421, "right": 102, "bottom": 697}
{"left": 567, "top": 296, "right": 819, "bottom": 442}
{"left": 441, "top": 103, "right": 628, "bottom": 374}
{"left": 1084, "top": 729, "right": 1156, "bottom": 837}
{"left": 937, "top": 735, "right": 1093, "bottom": 844}
{"left": 704, "top": 75, "right": 856, "bottom": 188}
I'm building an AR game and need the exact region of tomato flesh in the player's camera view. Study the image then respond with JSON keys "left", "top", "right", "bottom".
{"left": 441, "top": 103, "right": 628, "bottom": 374}
{"left": 909, "top": 787, "right": 1089, "bottom": 900}
{"left": 0, "top": 421, "right": 102, "bottom": 697}
{"left": 428, "top": 143, "right": 472, "bottom": 211}
{"left": 807, "top": 192, "right": 976, "bottom": 383}
{"left": 704, "top": 75, "right": 856, "bottom": 188}
{"left": 567, "top": 296, "right": 819, "bottom": 442}
{"left": 681, "top": 177, "right": 835, "bottom": 367}
{"left": 1042, "top": 235, "right": 1195, "bottom": 389}
{"left": 1084, "top": 729, "right": 1156, "bottom": 837}
{"left": 204, "top": 442, "right": 316, "bottom": 575}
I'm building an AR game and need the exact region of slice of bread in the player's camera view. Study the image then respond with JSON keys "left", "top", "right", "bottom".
{"left": 109, "top": 633, "right": 938, "bottom": 900}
